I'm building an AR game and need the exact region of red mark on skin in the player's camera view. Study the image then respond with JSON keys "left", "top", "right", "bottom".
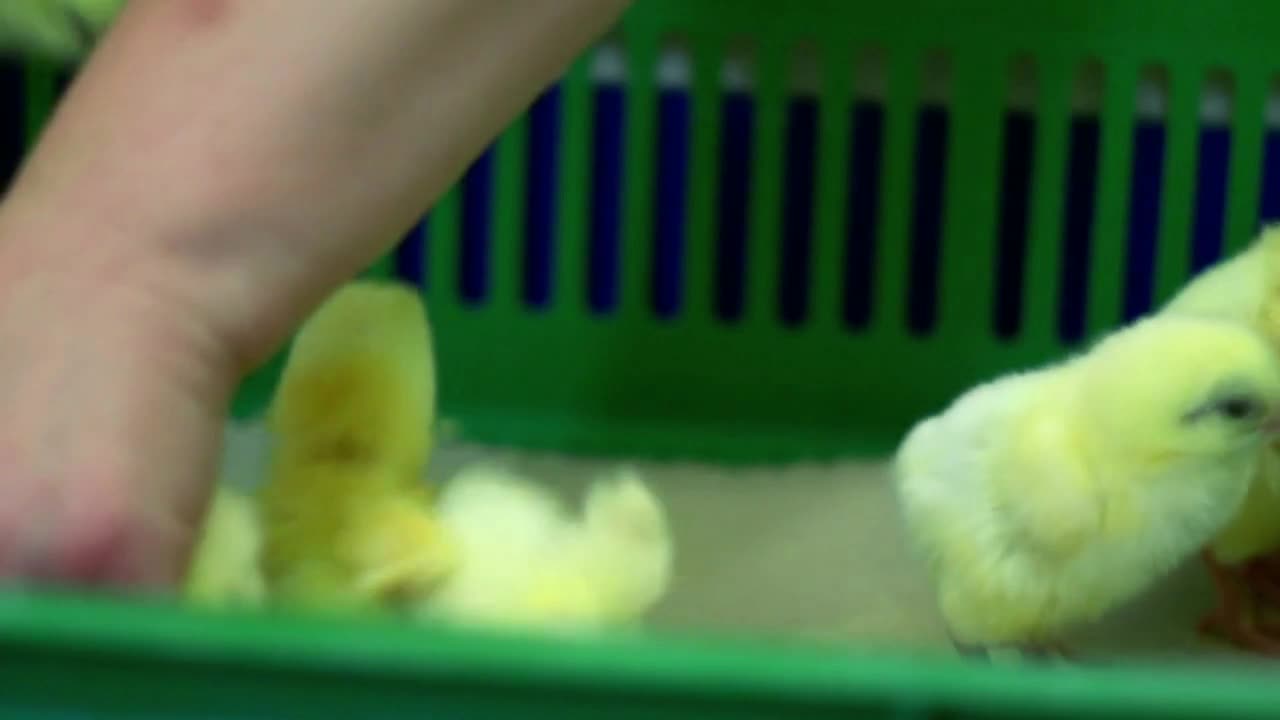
{"left": 50, "top": 483, "right": 133, "bottom": 584}
{"left": 57, "top": 530, "right": 127, "bottom": 583}
{"left": 0, "top": 509, "right": 18, "bottom": 578}
{"left": 182, "top": 0, "right": 233, "bottom": 30}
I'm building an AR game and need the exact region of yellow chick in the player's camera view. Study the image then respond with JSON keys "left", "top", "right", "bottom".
{"left": 415, "top": 463, "right": 673, "bottom": 631}
{"left": 0, "top": 0, "right": 123, "bottom": 60}
{"left": 268, "top": 278, "right": 438, "bottom": 472}
{"left": 183, "top": 484, "right": 267, "bottom": 610}
{"left": 1162, "top": 224, "right": 1280, "bottom": 654}
{"left": 893, "top": 314, "right": 1280, "bottom": 657}
{"left": 257, "top": 279, "right": 456, "bottom": 613}
{"left": 1160, "top": 225, "right": 1280, "bottom": 328}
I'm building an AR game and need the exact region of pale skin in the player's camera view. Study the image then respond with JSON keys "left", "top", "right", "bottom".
{"left": 0, "top": 0, "right": 633, "bottom": 587}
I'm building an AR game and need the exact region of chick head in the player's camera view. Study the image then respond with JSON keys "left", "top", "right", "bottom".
{"left": 271, "top": 279, "right": 436, "bottom": 467}
{"left": 1257, "top": 223, "right": 1280, "bottom": 337}
{"left": 1078, "top": 315, "right": 1280, "bottom": 459}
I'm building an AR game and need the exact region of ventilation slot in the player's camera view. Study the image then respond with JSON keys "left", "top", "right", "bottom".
{"left": 1056, "top": 60, "right": 1103, "bottom": 345}
{"left": 992, "top": 55, "right": 1036, "bottom": 340}
{"left": 458, "top": 147, "right": 495, "bottom": 305}
{"left": 906, "top": 51, "right": 951, "bottom": 336}
{"left": 394, "top": 219, "right": 428, "bottom": 288}
{"left": 1261, "top": 76, "right": 1280, "bottom": 223}
{"left": 652, "top": 39, "right": 692, "bottom": 320}
{"left": 523, "top": 84, "right": 561, "bottom": 310}
{"left": 714, "top": 44, "right": 754, "bottom": 324}
{"left": 588, "top": 42, "right": 627, "bottom": 315}
{"left": 1188, "top": 70, "right": 1233, "bottom": 275}
{"left": 1119, "top": 66, "right": 1168, "bottom": 322}
{"left": 842, "top": 49, "right": 884, "bottom": 331}
{"left": 0, "top": 62, "right": 23, "bottom": 191}
{"left": 410, "top": 42, "right": 1280, "bottom": 343}
{"left": 778, "top": 45, "right": 821, "bottom": 328}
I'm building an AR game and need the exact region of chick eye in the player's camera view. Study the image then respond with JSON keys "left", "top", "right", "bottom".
{"left": 1216, "top": 396, "right": 1262, "bottom": 421}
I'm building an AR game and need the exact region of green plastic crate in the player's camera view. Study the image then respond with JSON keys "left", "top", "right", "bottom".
{"left": 225, "top": 0, "right": 1280, "bottom": 464}
{"left": 6, "top": 0, "right": 1280, "bottom": 717}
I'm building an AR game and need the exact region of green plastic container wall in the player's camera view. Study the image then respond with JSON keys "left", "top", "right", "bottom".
{"left": 211, "top": 0, "right": 1280, "bottom": 463}
{"left": 6, "top": 1, "right": 1280, "bottom": 719}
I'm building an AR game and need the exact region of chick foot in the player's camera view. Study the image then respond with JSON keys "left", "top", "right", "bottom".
{"left": 953, "top": 639, "right": 1077, "bottom": 664}
{"left": 1244, "top": 555, "right": 1280, "bottom": 608}
{"left": 1199, "top": 551, "right": 1280, "bottom": 656}
{"left": 1016, "top": 642, "right": 1081, "bottom": 664}
{"left": 1198, "top": 609, "right": 1280, "bottom": 655}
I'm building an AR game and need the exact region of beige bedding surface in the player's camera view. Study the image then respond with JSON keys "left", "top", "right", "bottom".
{"left": 220, "top": 422, "right": 1255, "bottom": 666}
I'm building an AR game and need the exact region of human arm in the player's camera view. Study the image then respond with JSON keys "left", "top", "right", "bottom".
{"left": 0, "top": 0, "right": 632, "bottom": 586}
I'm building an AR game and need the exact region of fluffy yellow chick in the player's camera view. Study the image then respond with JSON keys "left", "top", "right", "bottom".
{"left": 268, "top": 278, "right": 438, "bottom": 472}
{"left": 0, "top": 0, "right": 123, "bottom": 60}
{"left": 894, "top": 314, "right": 1280, "bottom": 657}
{"left": 1161, "top": 225, "right": 1280, "bottom": 328}
{"left": 183, "top": 484, "right": 267, "bottom": 610}
{"left": 257, "top": 279, "right": 456, "bottom": 613}
{"left": 1162, "top": 224, "right": 1280, "bottom": 654}
{"left": 415, "top": 463, "right": 673, "bottom": 631}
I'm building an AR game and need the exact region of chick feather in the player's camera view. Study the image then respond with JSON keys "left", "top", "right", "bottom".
{"left": 257, "top": 279, "right": 455, "bottom": 612}
{"left": 1164, "top": 226, "right": 1280, "bottom": 568}
{"left": 183, "top": 484, "right": 267, "bottom": 610}
{"left": 1160, "top": 225, "right": 1280, "bottom": 652}
{"left": 894, "top": 313, "right": 1280, "bottom": 650}
{"left": 416, "top": 463, "right": 673, "bottom": 630}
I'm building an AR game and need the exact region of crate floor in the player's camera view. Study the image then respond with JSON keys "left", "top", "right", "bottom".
{"left": 221, "top": 422, "right": 1255, "bottom": 666}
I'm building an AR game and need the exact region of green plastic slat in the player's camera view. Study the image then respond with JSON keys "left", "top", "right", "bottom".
{"left": 229, "top": 348, "right": 287, "bottom": 420}
{"left": 1225, "top": 69, "right": 1267, "bottom": 254}
{"left": 685, "top": 39, "right": 723, "bottom": 324}
{"left": 938, "top": 49, "right": 1005, "bottom": 337}
{"left": 1153, "top": 63, "right": 1201, "bottom": 304}
{"left": 635, "top": 0, "right": 1280, "bottom": 66}
{"left": 359, "top": 252, "right": 394, "bottom": 282}
{"left": 870, "top": 49, "right": 921, "bottom": 334}
{"left": 492, "top": 118, "right": 528, "bottom": 308}
{"left": 621, "top": 29, "right": 660, "bottom": 318}
{"left": 1085, "top": 61, "right": 1138, "bottom": 336}
{"left": 22, "top": 62, "right": 57, "bottom": 147}
{"left": 428, "top": 185, "right": 462, "bottom": 305}
{"left": 809, "top": 42, "right": 853, "bottom": 331}
{"left": 746, "top": 43, "right": 786, "bottom": 328}
{"left": 553, "top": 57, "right": 594, "bottom": 315}
{"left": 1023, "top": 56, "right": 1072, "bottom": 346}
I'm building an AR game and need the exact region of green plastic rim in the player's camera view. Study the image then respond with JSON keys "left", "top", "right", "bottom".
{"left": 1, "top": 590, "right": 1277, "bottom": 718}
